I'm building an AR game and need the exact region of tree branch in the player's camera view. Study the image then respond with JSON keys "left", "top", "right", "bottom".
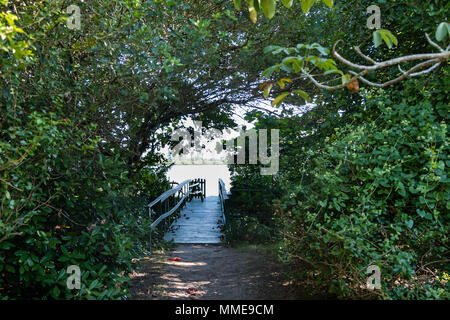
{"left": 296, "top": 37, "right": 450, "bottom": 90}
{"left": 332, "top": 40, "right": 450, "bottom": 72}
{"left": 349, "top": 58, "right": 442, "bottom": 88}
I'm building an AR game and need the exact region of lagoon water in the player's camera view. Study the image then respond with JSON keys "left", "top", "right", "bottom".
{"left": 166, "top": 164, "right": 231, "bottom": 196}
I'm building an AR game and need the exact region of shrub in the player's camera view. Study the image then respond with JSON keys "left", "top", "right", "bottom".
{"left": 0, "top": 106, "right": 169, "bottom": 299}
{"left": 279, "top": 84, "right": 449, "bottom": 299}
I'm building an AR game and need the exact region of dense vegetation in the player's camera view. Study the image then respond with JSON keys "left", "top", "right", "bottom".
{"left": 227, "top": 0, "right": 449, "bottom": 299}
{"left": 1, "top": 0, "right": 448, "bottom": 299}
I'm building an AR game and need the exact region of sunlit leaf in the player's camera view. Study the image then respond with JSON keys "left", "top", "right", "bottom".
{"left": 281, "top": 0, "right": 294, "bottom": 8}
{"left": 322, "top": 0, "right": 333, "bottom": 8}
{"left": 324, "top": 69, "right": 343, "bottom": 76}
{"left": 373, "top": 29, "right": 398, "bottom": 49}
{"left": 301, "top": 0, "right": 316, "bottom": 13}
{"left": 293, "top": 89, "right": 311, "bottom": 102}
{"left": 436, "top": 22, "right": 450, "bottom": 42}
{"left": 373, "top": 31, "right": 382, "bottom": 48}
{"left": 272, "top": 92, "right": 290, "bottom": 106}
{"left": 261, "top": 0, "right": 276, "bottom": 19}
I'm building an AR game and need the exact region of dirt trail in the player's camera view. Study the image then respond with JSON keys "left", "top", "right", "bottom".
{"left": 129, "top": 244, "right": 304, "bottom": 300}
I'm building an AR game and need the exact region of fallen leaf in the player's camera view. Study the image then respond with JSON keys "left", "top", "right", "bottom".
{"left": 168, "top": 257, "right": 182, "bottom": 262}
{"left": 187, "top": 288, "right": 199, "bottom": 295}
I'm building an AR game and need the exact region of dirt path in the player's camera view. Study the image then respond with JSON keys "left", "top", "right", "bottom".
{"left": 129, "top": 244, "right": 304, "bottom": 300}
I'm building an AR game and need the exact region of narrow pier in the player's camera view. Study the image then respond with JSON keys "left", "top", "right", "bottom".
{"left": 163, "top": 196, "right": 224, "bottom": 244}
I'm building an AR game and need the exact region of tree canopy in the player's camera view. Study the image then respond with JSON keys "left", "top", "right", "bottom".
{"left": 1, "top": 0, "right": 448, "bottom": 299}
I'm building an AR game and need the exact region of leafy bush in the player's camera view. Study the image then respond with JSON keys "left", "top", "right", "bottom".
{"left": 0, "top": 105, "right": 169, "bottom": 299}
{"left": 225, "top": 165, "right": 283, "bottom": 244}
{"left": 225, "top": 214, "right": 276, "bottom": 244}
{"left": 279, "top": 80, "right": 449, "bottom": 299}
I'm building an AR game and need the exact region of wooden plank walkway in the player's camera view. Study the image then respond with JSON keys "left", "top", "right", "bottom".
{"left": 163, "top": 196, "right": 224, "bottom": 244}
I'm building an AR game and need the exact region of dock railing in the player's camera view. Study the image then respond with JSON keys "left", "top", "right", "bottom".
{"left": 147, "top": 179, "right": 206, "bottom": 249}
{"left": 218, "top": 178, "right": 229, "bottom": 225}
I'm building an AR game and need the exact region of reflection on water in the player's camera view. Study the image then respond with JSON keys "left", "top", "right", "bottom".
{"left": 166, "top": 165, "right": 231, "bottom": 196}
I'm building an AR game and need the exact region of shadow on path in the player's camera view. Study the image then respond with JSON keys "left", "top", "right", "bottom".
{"left": 129, "top": 244, "right": 305, "bottom": 300}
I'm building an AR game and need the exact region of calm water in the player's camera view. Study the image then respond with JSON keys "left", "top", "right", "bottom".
{"left": 166, "top": 164, "right": 231, "bottom": 196}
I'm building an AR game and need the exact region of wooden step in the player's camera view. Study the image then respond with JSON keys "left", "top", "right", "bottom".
{"left": 163, "top": 195, "right": 224, "bottom": 244}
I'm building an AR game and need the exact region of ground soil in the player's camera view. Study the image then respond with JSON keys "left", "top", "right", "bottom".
{"left": 129, "top": 244, "right": 309, "bottom": 300}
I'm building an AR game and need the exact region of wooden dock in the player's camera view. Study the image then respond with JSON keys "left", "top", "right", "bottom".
{"left": 163, "top": 196, "right": 224, "bottom": 244}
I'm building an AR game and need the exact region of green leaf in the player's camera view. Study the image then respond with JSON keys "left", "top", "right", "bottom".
{"left": 262, "top": 64, "right": 279, "bottom": 77}
{"left": 282, "top": 56, "right": 302, "bottom": 65}
{"left": 324, "top": 69, "right": 343, "bottom": 76}
{"left": 322, "top": 0, "right": 333, "bottom": 8}
{"left": 436, "top": 22, "right": 450, "bottom": 42}
{"left": 272, "top": 92, "right": 290, "bottom": 106}
{"left": 292, "top": 60, "right": 303, "bottom": 72}
{"left": 380, "top": 32, "right": 392, "bottom": 48}
{"left": 301, "top": 0, "right": 316, "bottom": 13}
{"left": 341, "top": 74, "right": 350, "bottom": 85}
{"left": 416, "top": 209, "right": 426, "bottom": 218}
{"left": 233, "top": 0, "right": 242, "bottom": 10}
{"left": 373, "top": 31, "right": 382, "bottom": 48}
{"left": 373, "top": 29, "right": 398, "bottom": 49}
{"left": 261, "top": 0, "right": 276, "bottom": 19}
{"left": 89, "top": 279, "right": 99, "bottom": 291}
{"left": 51, "top": 286, "right": 60, "bottom": 299}
{"left": 310, "top": 43, "right": 330, "bottom": 55}
{"left": 293, "top": 89, "right": 311, "bottom": 102}
{"left": 405, "top": 220, "right": 414, "bottom": 229}
{"left": 281, "top": 0, "right": 294, "bottom": 8}
{"left": 264, "top": 45, "right": 281, "bottom": 54}
{"left": 253, "top": 0, "right": 261, "bottom": 12}
{"left": 379, "top": 30, "right": 391, "bottom": 47}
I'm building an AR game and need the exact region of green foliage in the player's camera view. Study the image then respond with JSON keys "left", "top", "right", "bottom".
{"left": 227, "top": 0, "right": 449, "bottom": 299}
{"left": 232, "top": 67, "right": 450, "bottom": 299}
{"left": 373, "top": 29, "right": 398, "bottom": 49}
{"left": 262, "top": 42, "right": 335, "bottom": 104}
{"left": 436, "top": 22, "right": 450, "bottom": 42}
{"left": 1, "top": 0, "right": 449, "bottom": 300}
{"left": 0, "top": 92, "right": 170, "bottom": 298}
{"left": 225, "top": 215, "right": 275, "bottom": 244}
{"left": 225, "top": 129, "right": 284, "bottom": 245}
{"left": 235, "top": 0, "right": 333, "bottom": 23}
{"left": 0, "top": 2, "right": 32, "bottom": 74}
{"left": 279, "top": 81, "right": 449, "bottom": 298}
